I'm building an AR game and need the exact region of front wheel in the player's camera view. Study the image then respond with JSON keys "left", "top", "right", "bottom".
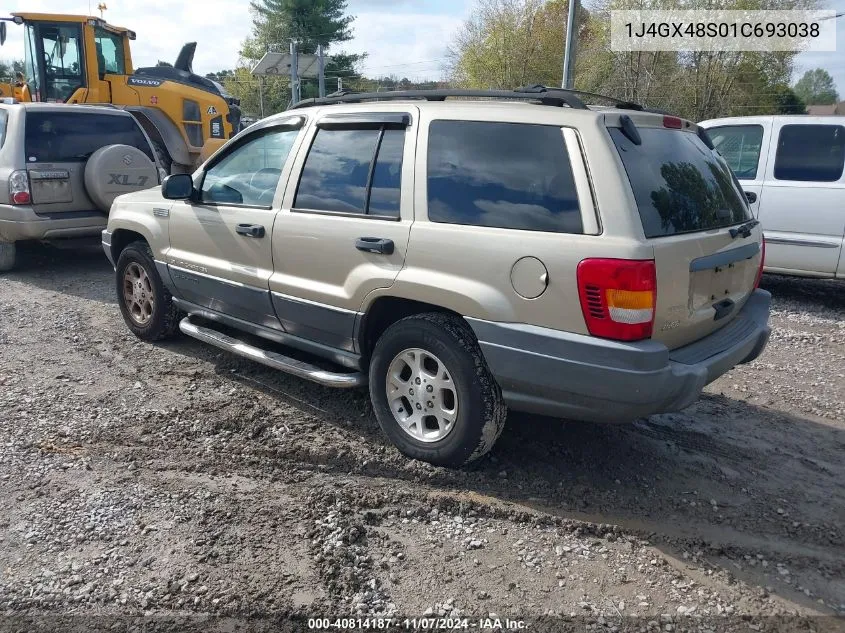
{"left": 115, "top": 241, "right": 181, "bottom": 341}
{"left": 369, "top": 312, "right": 507, "bottom": 467}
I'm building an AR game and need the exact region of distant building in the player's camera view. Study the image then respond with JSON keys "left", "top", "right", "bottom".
{"left": 806, "top": 102, "right": 845, "bottom": 115}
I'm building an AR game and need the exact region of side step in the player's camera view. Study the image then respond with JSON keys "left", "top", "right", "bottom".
{"left": 179, "top": 317, "right": 367, "bottom": 389}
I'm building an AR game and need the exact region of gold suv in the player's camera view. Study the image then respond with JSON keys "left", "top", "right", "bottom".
{"left": 103, "top": 87, "right": 771, "bottom": 467}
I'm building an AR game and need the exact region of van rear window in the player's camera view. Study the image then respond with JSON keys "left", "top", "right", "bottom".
{"left": 25, "top": 111, "right": 153, "bottom": 163}
{"left": 610, "top": 127, "right": 750, "bottom": 238}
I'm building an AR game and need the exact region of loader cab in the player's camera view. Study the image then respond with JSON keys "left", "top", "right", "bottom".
{"left": 9, "top": 13, "right": 134, "bottom": 104}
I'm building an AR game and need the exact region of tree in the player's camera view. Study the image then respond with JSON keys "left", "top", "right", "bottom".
{"left": 794, "top": 68, "right": 839, "bottom": 105}
{"left": 156, "top": 60, "right": 173, "bottom": 67}
{"left": 771, "top": 84, "right": 806, "bottom": 114}
{"left": 0, "top": 59, "right": 25, "bottom": 79}
{"left": 206, "top": 69, "right": 235, "bottom": 82}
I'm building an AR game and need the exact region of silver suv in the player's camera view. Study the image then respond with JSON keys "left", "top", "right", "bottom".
{"left": 103, "top": 87, "right": 771, "bottom": 467}
{"left": 0, "top": 101, "right": 160, "bottom": 271}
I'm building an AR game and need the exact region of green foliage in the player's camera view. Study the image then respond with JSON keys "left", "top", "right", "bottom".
{"left": 450, "top": 0, "right": 823, "bottom": 120}
{"left": 0, "top": 59, "right": 25, "bottom": 79}
{"left": 793, "top": 68, "right": 839, "bottom": 105}
{"left": 156, "top": 60, "right": 173, "bottom": 67}
{"left": 771, "top": 84, "right": 806, "bottom": 114}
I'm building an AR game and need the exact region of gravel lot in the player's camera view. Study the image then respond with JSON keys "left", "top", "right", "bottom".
{"left": 0, "top": 242, "right": 843, "bottom": 632}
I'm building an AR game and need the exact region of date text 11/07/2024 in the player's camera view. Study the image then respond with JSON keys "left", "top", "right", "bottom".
{"left": 307, "top": 617, "right": 528, "bottom": 630}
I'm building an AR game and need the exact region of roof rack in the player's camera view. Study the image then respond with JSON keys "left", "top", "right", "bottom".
{"left": 290, "top": 85, "right": 662, "bottom": 114}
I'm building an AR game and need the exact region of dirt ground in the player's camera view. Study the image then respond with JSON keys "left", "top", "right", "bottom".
{"left": 0, "top": 242, "right": 843, "bottom": 632}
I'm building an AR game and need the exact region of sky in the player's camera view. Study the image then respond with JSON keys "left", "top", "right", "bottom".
{"left": 1, "top": 0, "right": 843, "bottom": 96}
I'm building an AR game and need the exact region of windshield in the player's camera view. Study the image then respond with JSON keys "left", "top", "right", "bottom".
{"left": 610, "top": 127, "right": 751, "bottom": 238}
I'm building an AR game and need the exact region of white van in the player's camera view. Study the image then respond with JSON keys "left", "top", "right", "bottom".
{"left": 699, "top": 115, "right": 845, "bottom": 279}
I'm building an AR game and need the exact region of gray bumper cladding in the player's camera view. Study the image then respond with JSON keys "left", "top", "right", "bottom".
{"left": 466, "top": 289, "right": 772, "bottom": 422}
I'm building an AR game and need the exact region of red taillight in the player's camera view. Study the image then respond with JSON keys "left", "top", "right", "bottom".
{"left": 9, "top": 170, "right": 31, "bottom": 205}
{"left": 663, "top": 115, "right": 683, "bottom": 129}
{"left": 754, "top": 237, "right": 766, "bottom": 289}
{"left": 577, "top": 259, "right": 657, "bottom": 342}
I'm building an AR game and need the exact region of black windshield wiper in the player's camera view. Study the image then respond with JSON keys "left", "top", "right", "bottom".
{"left": 729, "top": 219, "right": 760, "bottom": 239}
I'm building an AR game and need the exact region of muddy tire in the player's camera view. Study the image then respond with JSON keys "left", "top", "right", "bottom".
{"left": 369, "top": 312, "right": 507, "bottom": 468}
{"left": 115, "top": 241, "right": 181, "bottom": 341}
{"left": 150, "top": 139, "right": 172, "bottom": 176}
{"left": 0, "top": 241, "right": 15, "bottom": 272}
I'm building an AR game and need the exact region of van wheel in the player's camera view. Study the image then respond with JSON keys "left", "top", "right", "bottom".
{"left": 115, "top": 241, "right": 181, "bottom": 341}
{"left": 369, "top": 312, "right": 507, "bottom": 468}
{"left": 0, "top": 241, "right": 15, "bottom": 272}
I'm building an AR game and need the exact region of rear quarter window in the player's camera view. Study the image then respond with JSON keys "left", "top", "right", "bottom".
{"left": 610, "top": 126, "right": 750, "bottom": 238}
{"left": 25, "top": 111, "right": 153, "bottom": 163}
{"left": 774, "top": 124, "right": 845, "bottom": 182}
{"left": 0, "top": 109, "right": 8, "bottom": 148}
{"left": 426, "top": 120, "right": 583, "bottom": 234}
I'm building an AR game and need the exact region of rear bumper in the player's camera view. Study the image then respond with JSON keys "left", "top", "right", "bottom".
{"left": 466, "top": 289, "right": 771, "bottom": 422}
{"left": 0, "top": 205, "right": 106, "bottom": 242}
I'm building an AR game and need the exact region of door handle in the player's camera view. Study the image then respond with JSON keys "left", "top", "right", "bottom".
{"left": 744, "top": 191, "right": 757, "bottom": 204}
{"left": 236, "top": 223, "right": 265, "bottom": 238}
{"left": 355, "top": 237, "right": 394, "bottom": 255}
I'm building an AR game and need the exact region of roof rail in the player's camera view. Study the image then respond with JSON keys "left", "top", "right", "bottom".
{"left": 291, "top": 87, "right": 589, "bottom": 110}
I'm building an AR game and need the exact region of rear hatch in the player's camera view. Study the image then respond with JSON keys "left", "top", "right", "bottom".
{"left": 24, "top": 109, "right": 155, "bottom": 215}
{"left": 608, "top": 113, "right": 762, "bottom": 350}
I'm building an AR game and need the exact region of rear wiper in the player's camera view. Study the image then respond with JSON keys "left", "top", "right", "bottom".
{"left": 729, "top": 219, "right": 760, "bottom": 239}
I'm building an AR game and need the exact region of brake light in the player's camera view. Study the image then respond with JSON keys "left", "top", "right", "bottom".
{"left": 9, "top": 170, "right": 30, "bottom": 205}
{"left": 577, "top": 259, "right": 657, "bottom": 341}
{"left": 754, "top": 237, "right": 766, "bottom": 289}
{"left": 663, "top": 115, "right": 683, "bottom": 129}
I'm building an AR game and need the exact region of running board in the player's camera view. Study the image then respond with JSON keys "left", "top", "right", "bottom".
{"left": 179, "top": 317, "right": 367, "bottom": 388}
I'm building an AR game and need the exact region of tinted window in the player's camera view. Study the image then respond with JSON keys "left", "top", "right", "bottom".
{"left": 610, "top": 127, "right": 750, "bottom": 238}
{"left": 0, "top": 110, "right": 7, "bottom": 149}
{"left": 295, "top": 127, "right": 405, "bottom": 217}
{"left": 368, "top": 129, "right": 404, "bottom": 217}
{"left": 427, "top": 121, "right": 582, "bottom": 234}
{"left": 201, "top": 128, "right": 299, "bottom": 206}
{"left": 709, "top": 125, "right": 764, "bottom": 179}
{"left": 774, "top": 124, "right": 845, "bottom": 182}
{"left": 25, "top": 112, "right": 153, "bottom": 163}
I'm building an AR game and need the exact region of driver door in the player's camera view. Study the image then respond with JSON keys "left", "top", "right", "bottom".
{"left": 166, "top": 120, "right": 305, "bottom": 329}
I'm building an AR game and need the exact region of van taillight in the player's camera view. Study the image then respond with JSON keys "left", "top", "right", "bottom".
{"left": 9, "top": 170, "right": 31, "bottom": 205}
{"left": 754, "top": 237, "right": 766, "bottom": 289}
{"left": 577, "top": 259, "right": 656, "bottom": 341}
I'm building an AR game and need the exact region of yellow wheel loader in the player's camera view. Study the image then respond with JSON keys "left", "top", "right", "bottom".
{"left": 0, "top": 13, "right": 241, "bottom": 173}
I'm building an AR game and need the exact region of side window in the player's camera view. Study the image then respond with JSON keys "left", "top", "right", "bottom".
{"left": 427, "top": 121, "right": 583, "bottom": 234}
{"left": 774, "top": 124, "right": 845, "bottom": 182}
{"left": 201, "top": 128, "right": 299, "bottom": 207}
{"left": 94, "top": 28, "right": 126, "bottom": 75}
{"left": 295, "top": 125, "right": 405, "bottom": 217}
{"left": 709, "top": 125, "right": 764, "bottom": 179}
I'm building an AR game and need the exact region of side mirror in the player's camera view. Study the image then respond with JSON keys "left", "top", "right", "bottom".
{"left": 161, "top": 173, "right": 194, "bottom": 200}
{"left": 0, "top": 23, "right": 7, "bottom": 47}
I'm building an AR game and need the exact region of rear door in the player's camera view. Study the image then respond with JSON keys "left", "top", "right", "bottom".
{"left": 706, "top": 121, "right": 771, "bottom": 218}
{"left": 269, "top": 107, "right": 418, "bottom": 352}
{"left": 609, "top": 116, "right": 762, "bottom": 350}
{"left": 24, "top": 109, "right": 154, "bottom": 214}
{"left": 758, "top": 120, "right": 845, "bottom": 276}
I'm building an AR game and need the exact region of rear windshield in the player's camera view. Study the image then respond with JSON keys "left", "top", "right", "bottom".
{"left": 610, "top": 127, "right": 750, "bottom": 238}
{"left": 25, "top": 111, "right": 153, "bottom": 163}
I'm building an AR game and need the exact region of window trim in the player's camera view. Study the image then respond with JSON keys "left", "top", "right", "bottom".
{"left": 707, "top": 123, "right": 765, "bottom": 181}
{"left": 197, "top": 121, "right": 304, "bottom": 208}
{"left": 291, "top": 122, "right": 406, "bottom": 220}
{"left": 773, "top": 123, "right": 845, "bottom": 183}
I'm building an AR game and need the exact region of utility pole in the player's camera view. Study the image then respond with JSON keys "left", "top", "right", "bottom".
{"left": 561, "top": 0, "right": 579, "bottom": 89}
{"left": 290, "top": 41, "right": 300, "bottom": 105}
{"left": 317, "top": 44, "right": 326, "bottom": 98}
{"left": 258, "top": 75, "right": 265, "bottom": 118}
{"left": 338, "top": 77, "right": 343, "bottom": 92}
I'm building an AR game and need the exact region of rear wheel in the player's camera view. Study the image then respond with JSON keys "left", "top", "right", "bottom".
{"left": 115, "top": 241, "right": 181, "bottom": 341}
{"left": 0, "top": 241, "right": 15, "bottom": 272}
{"left": 369, "top": 312, "right": 507, "bottom": 467}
